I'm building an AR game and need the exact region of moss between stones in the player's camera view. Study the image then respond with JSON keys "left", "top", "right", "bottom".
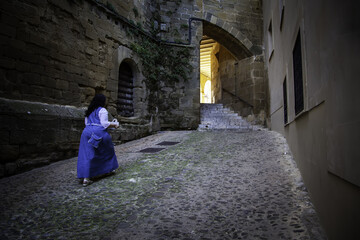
{"left": 1, "top": 132, "right": 203, "bottom": 240}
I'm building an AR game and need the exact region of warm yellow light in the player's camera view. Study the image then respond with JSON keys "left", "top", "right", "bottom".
{"left": 200, "top": 36, "right": 215, "bottom": 103}
{"left": 204, "top": 80, "right": 211, "bottom": 103}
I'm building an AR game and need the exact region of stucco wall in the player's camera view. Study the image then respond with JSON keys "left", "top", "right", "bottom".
{"left": 263, "top": 0, "right": 360, "bottom": 238}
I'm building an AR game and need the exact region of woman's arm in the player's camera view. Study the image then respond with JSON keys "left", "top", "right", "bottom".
{"left": 99, "top": 108, "right": 119, "bottom": 128}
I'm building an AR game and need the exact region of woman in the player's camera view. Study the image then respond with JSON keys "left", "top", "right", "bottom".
{"left": 77, "top": 94, "right": 119, "bottom": 186}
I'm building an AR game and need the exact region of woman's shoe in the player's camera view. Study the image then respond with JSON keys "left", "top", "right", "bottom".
{"left": 83, "top": 179, "right": 93, "bottom": 187}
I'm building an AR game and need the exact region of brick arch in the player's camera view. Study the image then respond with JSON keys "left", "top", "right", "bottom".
{"left": 201, "top": 12, "right": 256, "bottom": 59}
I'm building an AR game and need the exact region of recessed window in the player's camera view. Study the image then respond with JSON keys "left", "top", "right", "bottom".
{"left": 117, "top": 61, "right": 134, "bottom": 117}
{"left": 283, "top": 78, "right": 288, "bottom": 124}
{"left": 267, "top": 20, "right": 274, "bottom": 61}
{"left": 293, "top": 31, "right": 304, "bottom": 115}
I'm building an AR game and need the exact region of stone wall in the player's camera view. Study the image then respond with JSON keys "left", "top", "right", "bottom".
{"left": 144, "top": 0, "right": 263, "bottom": 54}
{"left": 263, "top": 0, "right": 360, "bottom": 238}
{"left": 212, "top": 44, "right": 266, "bottom": 124}
{"left": 0, "top": 0, "right": 264, "bottom": 177}
{"left": 0, "top": 0, "right": 202, "bottom": 177}
{"left": 0, "top": 98, "right": 84, "bottom": 177}
{"left": 202, "top": 0, "right": 263, "bottom": 55}
{"left": 1, "top": 0, "right": 129, "bottom": 105}
{"left": 234, "top": 55, "right": 266, "bottom": 123}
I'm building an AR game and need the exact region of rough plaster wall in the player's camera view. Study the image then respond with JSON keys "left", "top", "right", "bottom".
{"left": 263, "top": 0, "right": 360, "bottom": 238}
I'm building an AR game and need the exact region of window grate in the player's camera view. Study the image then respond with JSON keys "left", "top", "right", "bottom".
{"left": 293, "top": 31, "right": 304, "bottom": 115}
{"left": 283, "top": 78, "right": 288, "bottom": 124}
{"left": 117, "top": 62, "right": 134, "bottom": 117}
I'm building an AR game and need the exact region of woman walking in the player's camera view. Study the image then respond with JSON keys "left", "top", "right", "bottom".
{"left": 77, "top": 94, "right": 119, "bottom": 186}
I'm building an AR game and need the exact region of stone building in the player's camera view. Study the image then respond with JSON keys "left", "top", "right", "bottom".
{"left": 263, "top": 0, "right": 360, "bottom": 239}
{"left": 0, "top": 0, "right": 265, "bottom": 176}
{"left": 1, "top": 0, "right": 360, "bottom": 238}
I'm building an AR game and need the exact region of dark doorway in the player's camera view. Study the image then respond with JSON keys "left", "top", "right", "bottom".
{"left": 117, "top": 61, "right": 134, "bottom": 117}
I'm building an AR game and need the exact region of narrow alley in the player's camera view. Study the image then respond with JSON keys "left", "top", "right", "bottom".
{"left": 0, "top": 129, "right": 326, "bottom": 240}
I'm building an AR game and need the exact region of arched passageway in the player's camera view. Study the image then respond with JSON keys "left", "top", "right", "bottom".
{"left": 199, "top": 21, "right": 266, "bottom": 122}
{"left": 202, "top": 21, "right": 252, "bottom": 61}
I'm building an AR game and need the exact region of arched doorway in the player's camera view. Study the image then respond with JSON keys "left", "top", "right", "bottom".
{"left": 117, "top": 61, "right": 134, "bottom": 117}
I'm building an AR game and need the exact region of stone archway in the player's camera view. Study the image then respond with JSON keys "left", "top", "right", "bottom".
{"left": 201, "top": 10, "right": 262, "bottom": 56}
{"left": 202, "top": 21, "right": 252, "bottom": 61}
{"left": 199, "top": 20, "right": 266, "bottom": 124}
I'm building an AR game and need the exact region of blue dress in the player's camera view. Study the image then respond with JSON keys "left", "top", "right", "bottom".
{"left": 77, "top": 107, "right": 118, "bottom": 178}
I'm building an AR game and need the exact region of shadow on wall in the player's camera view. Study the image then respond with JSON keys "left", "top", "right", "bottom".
{"left": 0, "top": 98, "right": 84, "bottom": 178}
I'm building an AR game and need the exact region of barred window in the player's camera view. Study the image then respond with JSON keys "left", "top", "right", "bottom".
{"left": 283, "top": 78, "right": 288, "bottom": 124}
{"left": 117, "top": 61, "right": 134, "bottom": 117}
{"left": 293, "top": 31, "right": 304, "bottom": 115}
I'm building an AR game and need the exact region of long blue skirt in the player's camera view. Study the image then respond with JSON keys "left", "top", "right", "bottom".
{"left": 77, "top": 126, "right": 118, "bottom": 178}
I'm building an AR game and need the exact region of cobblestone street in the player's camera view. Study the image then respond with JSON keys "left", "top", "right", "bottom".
{"left": 0, "top": 129, "right": 326, "bottom": 240}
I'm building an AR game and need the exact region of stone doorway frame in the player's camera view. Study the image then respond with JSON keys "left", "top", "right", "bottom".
{"left": 108, "top": 46, "right": 147, "bottom": 119}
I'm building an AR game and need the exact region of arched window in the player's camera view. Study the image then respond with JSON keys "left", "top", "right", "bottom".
{"left": 117, "top": 61, "right": 134, "bottom": 117}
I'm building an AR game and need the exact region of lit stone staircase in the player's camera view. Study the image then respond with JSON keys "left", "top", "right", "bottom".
{"left": 198, "top": 103, "right": 252, "bottom": 131}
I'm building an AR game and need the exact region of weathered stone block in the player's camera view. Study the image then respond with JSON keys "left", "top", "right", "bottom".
{"left": 242, "top": 38, "right": 253, "bottom": 49}
{"left": 56, "top": 79, "right": 69, "bottom": 90}
{"left": 0, "top": 164, "right": 4, "bottom": 178}
{"left": 0, "top": 56, "right": 15, "bottom": 69}
{"left": 0, "top": 145, "right": 19, "bottom": 162}
{"left": 40, "top": 76, "right": 56, "bottom": 89}
{"left": 80, "top": 87, "right": 95, "bottom": 96}
{"left": 0, "top": 23, "right": 16, "bottom": 38}
{"left": 23, "top": 73, "right": 41, "bottom": 86}
{"left": 106, "top": 80, "right": 118, "bottom": 92}
{"left": 48, "top": 0, "right": 75, "bottom": 16}
{"left": 5, "top": 162, "right": 17, "bottom": 176}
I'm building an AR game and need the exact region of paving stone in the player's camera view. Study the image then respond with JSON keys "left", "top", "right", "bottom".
{"left": 0, "top": 130, "right": 326, "bottom": 240}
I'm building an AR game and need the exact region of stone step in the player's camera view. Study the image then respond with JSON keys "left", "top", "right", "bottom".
{"left": 201, "top": 113, "right": 244, "bottom": 119}
{"left": 198, "top": 103, "right": 252, "bottom": 131}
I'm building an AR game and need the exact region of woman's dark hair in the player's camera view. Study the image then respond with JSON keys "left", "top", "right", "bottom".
{"left": 85, "top": 94, "right": 106, "bottom": 117}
